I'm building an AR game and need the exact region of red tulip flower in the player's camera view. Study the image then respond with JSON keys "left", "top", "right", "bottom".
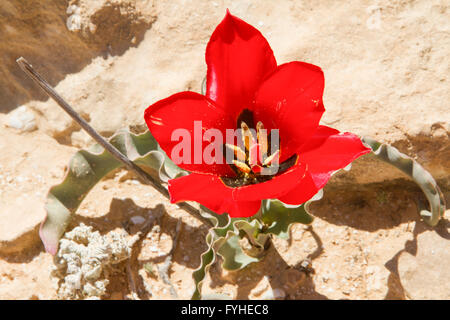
{"left": 144, "top": 11, "right": 371, "bottom": 218}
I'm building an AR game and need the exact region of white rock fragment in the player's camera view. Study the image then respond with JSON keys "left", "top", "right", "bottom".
{"left": 272, "top": 288, "right": 286, "bottom": 299}
{"left": 6, "top": 106, "right": 37, "bottom": 132}
{"left": 71, "top": 130, "right": 92, "bottom": 147}
{"left": 249, "top": 276, "right": 286, "bottom": 300}
{"left": 16, "top": 176, "right": 26, "bottom": 183}
{"left": 64, "top": 273, "right": 82, "bottom": 291}
{"left": 52, "top": 223, "right": 134, "bottom": 300}
{"left": 130, "top": 215, "right": 146, "bottom": 225}
{"left": 66, "top": 5, "right": 82, "bottom": 31}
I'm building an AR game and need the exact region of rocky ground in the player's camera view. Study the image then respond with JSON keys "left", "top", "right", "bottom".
{"left": 0, "top": 0, "right": 449, "bottom": 299}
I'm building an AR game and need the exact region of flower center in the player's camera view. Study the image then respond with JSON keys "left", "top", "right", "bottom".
{"left": 221, "top": 109, "right": 297, "bottom": 187}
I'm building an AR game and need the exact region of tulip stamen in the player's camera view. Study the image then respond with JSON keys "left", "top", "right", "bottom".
{"left": 221, "top": 109, "right": 296, "bottom": 187}
{"left": 240, "top": 121, "right": 256, "bottom": 152}
{"left": 263, "top": 150, "right": 279, "bottom": 166}
{"left": 232, "top": 160, "right": 251, "bottom": 174}
{"left": 256, "top": 121, "right": 268, "bottom": 157}
{"left": 225, "top": 143, "right": 247, "bottom": 162}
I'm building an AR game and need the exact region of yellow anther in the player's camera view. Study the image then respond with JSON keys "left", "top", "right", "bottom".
{"left": 225, "top": 143, "right": 247, "bottom": 162}
{"left": 232, "top": 160, "right": 251, "bottom": 174}
{"left": 240, "top": 121, "right": 255, "bottom": 151}
{"left": 256, "top": 121, "right": 264, "bottom": 133}
{"left": 256, "top": 121, "right": 268, "bottom": 156}
{"left": 248, "top": 143, "right": 259, "bottom": 166}
{"left": 263, "top": 150, "right": 280, "bottom": 166}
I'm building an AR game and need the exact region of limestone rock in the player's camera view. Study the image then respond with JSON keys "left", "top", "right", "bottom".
{"left": 52, "top": 223, "right": 138, "bottom": 300}
{"left": 6, "top": 106, "right": 37, "bottom": 132}
{"left": 364, "top": 265, "right": 390, "bottom": 298}
{"left": 398, "top": 230, "right": 450, "bottom": 299}
{"left": 249, "top": 276, "right": 286, "bottom": 300}
{"left": 19, "top": 0, "right": 450, "bottom": 185}
{"left": 0, "top": 128, "right": 76, "bottom": 254}
{"left": 0, "top": 0, "right": 156, "bottom": 113}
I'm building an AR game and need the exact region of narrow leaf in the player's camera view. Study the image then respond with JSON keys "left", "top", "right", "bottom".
{"left": 40, "top": 130, "right": 186, "bottom": 254}
{"left": 362, "top": 137, "right": 446, "bottom": 227}
{"left": 261, "top": 199, "right": 315, "bottom": 240}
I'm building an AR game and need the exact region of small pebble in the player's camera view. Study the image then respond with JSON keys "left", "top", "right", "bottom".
{"left": 6, "top": 106, "right": 37, "bottom": 132}
{"left": 130, "top": 216, "right": 146, "bottom": 225}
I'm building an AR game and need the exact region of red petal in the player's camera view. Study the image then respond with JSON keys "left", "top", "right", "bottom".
{"left": 169, "top": 173, "right": 261, "bottom": 218}
{"left": 232, "top": 162, "right": 307, "bottom": 201}
{"left": 299, "top": 125, "right": 371, "bottom": 173}
{"left": 206, "top": 11, "right": 277, "bottom": 120}
{"left": 252, "top": 61, "right": 325, "bottom": 162}
{"left": 278, "top": 172, "right": 331, "bottom": 205}
{"left": 279, "top": 126, "right": 371, "bottom": 205}
{"left": 144, "top": 92, "right": 235, "bottom": 176}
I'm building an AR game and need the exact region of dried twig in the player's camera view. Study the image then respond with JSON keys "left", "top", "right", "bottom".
{"left": 16, "top": 57, "right": 212, "bottom": 227}
{"left": 158, "top": 219, "right": 182, "bottom": 299}
{"left": 126, "top": 262, "right": 140, "bottom": 300}
{"left": 125, "top": 214, "right": 159, "bottom": 300}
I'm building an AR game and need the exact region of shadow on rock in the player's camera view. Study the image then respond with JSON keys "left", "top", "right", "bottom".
{"left": 383, "top": 217, "right": 449, "bottom": 299}
{"left": 0, "top": 0, "right": 155, "bottom": 113}
{"left": 208, "top": 226, "right": 328, "bottom": 300}
{"left": 310, "top": 179, "right": 446, "bottom": 232}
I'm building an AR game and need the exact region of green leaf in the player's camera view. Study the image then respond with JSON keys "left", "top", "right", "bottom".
{"left": 216, "top": 234, "right": 259, "bottom": 270}
{"left": 191, "top": 207, "right": 269, "bottom": 300}
{"left": 261, "top": 197, "right": 318, "bottom": 240}
{"left": 192, "top": 192, "right": 326, "bottom": 299}
{"left": 234, "top": 219, "right": 270, "bottom": 251}
{"left": 191, "top": 206, "right": 233, "bottom": 300}
{"left": 40, "top": 130, "right": 186, "bottom": 255}
{"left": 362, "top": 137, "right": 446, "bottom": 227}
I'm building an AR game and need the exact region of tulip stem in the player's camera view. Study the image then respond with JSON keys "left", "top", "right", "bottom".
{"left": 16, "top": 57, "right": 212, "bottom": 227}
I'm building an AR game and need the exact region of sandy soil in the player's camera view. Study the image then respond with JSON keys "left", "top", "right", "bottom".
{"left": 0, "top": 0, "right": 449, "bottom": 299}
